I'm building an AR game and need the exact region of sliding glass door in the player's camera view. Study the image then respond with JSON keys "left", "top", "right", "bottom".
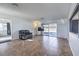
{"left": 49, "top": 24, "right": 57, "bottom": 37}
{"left": 43, "top": 23, "right": 57, "bottom": 37}
{"left": 43, "top": 24, "right": 49, "bottom": 36}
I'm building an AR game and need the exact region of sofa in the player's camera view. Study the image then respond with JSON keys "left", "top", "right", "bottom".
{"left": 19, "top": 30, "right": 32, "bottom": 40}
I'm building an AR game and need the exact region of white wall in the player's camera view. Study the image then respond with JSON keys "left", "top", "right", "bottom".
{"left": 12, "top": 17, "right": 33, "bottom": 39}
{"left": 57, "top": 19, "right": 69, "bottom": 39}
{"left": 69, "top": 32, "right": 79, "bottom": 56}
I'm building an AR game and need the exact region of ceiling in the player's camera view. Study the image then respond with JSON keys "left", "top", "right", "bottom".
{"left": 0, "top": 3, "right": 73, "bottom": 21}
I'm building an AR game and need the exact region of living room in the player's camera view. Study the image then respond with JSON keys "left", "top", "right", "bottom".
{"left": 0, "top": 3, "right": 79, "bottom": 56}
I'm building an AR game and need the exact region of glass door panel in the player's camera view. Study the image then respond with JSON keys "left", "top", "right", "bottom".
{"left": 43, "top": 24, "right": 57, "bottom": 37}
{"left": 43, "top": 25, "right": 49, "bottom": 36}
{"left": 49, "top": 24, "right": 57, "bottom": 37}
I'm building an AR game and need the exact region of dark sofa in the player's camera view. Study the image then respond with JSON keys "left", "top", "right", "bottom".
{"left": 19, "top": 30, "right": 32, "bottom": 40}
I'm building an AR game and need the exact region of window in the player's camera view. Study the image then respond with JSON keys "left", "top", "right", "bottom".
{"left": 0, "top": 22, "right": 7, "bottom": 36}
